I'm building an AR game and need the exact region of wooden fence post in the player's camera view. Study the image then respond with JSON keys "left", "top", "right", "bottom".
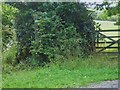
{"left": 118, "top": 39, "right": 120, "bottom": 59}
{"left": 96, "top": 30, "right": 99, "bottom": 51}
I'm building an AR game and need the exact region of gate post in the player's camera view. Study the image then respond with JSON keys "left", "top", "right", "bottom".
{"left": 118, "top": 39, "right": 120, "bottom": 59}
{"left": 96, "top": 30, "right": 100, "bottom": 53}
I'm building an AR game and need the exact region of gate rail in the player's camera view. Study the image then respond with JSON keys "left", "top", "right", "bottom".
{"left": 95, "top": 29, "right": 120, "bottom": 55}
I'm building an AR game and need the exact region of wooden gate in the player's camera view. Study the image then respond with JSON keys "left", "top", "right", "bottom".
{"left": 95, "top": 29, "right": 120, "bottom": 55}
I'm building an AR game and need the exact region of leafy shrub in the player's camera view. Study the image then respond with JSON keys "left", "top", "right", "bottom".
{"left": 95, "top": 11, "right": 118, "bottom": 21}
{"left": 96, "top": 10, "right": 108, "bottom": 20}
{"left": 3, "top": 45, "right": 17, "bottom": 65}
{"left": 9, "top": 2, "right": 95, "bottom": 65}
{"left": 2, "top": 3, "right": 18, "bottom": 51}
{"left": 30, "top": 12, "right": 81, "bottom": 63}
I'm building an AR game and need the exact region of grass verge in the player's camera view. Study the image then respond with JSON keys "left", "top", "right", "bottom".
{"left": 2, "top": 55, "right": 118, "bottom": 88}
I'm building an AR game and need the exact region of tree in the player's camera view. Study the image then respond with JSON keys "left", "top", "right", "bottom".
{"left": 95, "top": 1, "right": 120, "bottom": 24}
{"left": 8, "top": 2, "right": 95, "bottom": 65}
{"left": 116, "top": 1, "right": 120, "bottom": 25}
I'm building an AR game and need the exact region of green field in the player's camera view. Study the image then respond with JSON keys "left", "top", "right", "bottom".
{"left": 95, "top": 20, "right": 119, "bottom": 30}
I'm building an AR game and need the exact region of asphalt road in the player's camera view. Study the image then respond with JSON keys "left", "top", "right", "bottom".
{"left": 82, "top": 80, "right": 119, "bottom": 88}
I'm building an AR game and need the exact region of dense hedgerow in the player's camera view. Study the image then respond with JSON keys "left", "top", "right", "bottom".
{"left": 7, "top": 2, "right": 95, "bottom": 65}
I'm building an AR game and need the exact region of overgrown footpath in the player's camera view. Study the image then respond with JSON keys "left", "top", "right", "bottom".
{"left": 3, "top": 54, "right": 118, "bottom": 88}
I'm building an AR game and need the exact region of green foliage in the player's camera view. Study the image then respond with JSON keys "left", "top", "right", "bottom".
{"left": 107, "top": 7, "right": 118, "bottom": 17}
{"left": 2, "top": 45, "right": 17, "bottom": 74}
{"left": 106, "top": 1, "right": 119, "bottom": 17}
{"left": 14, "top": 9, "right": 34, "bottom": 64}
{"left": 95, "top": 1, "right": 120, "bottom": 24}
{"left": 96, "top": 10, "right": 109, "bottom": 20}
{"left": 30, "top": 12, "right": 80, "bottom": 63}
{"left": 3, "top": 45, "right": 17, "bottom": 65}
{"left": 9, "top": 2, "right": 95, "bottom": 65}
{"left": 2, "top": 25, "right": 13, "bottom": 50}
{"left": 2, "top": 3, "right": 18, "bottom": 51}
{"left": 54, "top": 3, "right": 95, "bottom": 55}
{"left": 116, "top": 1, "right": 120, "bottom": 25}
{"left": 2, "top": 3, "right": 18, "bottom": 26}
